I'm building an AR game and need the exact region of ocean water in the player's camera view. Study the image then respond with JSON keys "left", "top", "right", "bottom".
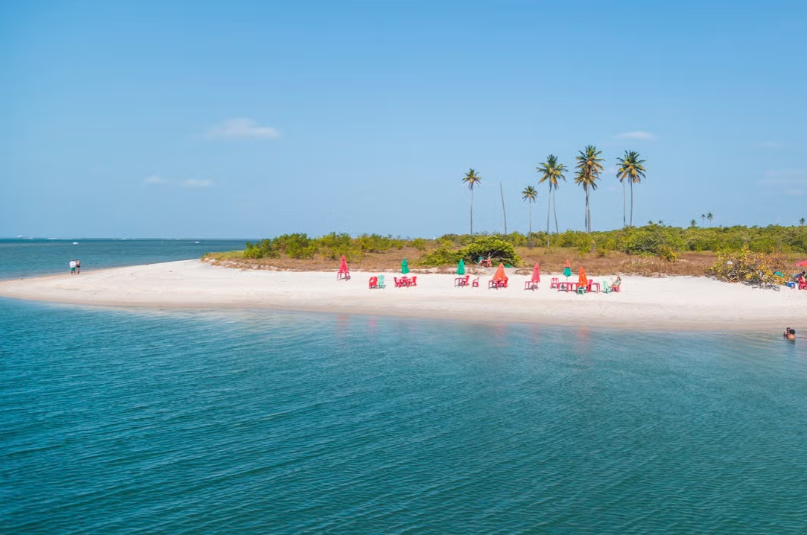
{"left": 2, "top": 242, "right": 806, "bottom": 534}
{"left": 0, "top": 238, "right": 245, "bottom": 280}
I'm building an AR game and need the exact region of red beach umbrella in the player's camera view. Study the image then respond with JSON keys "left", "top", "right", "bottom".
{"left": 578, "top": 266, "right": 588, "bottom": 286}
{"left": 531, "top": 263, "right": 541, "bottom": 282}
{"left": 795, "top": 260, "right": 807, "bottom": 267}
{"left": 337, "top": 255, "right": 350, "bottom": 280}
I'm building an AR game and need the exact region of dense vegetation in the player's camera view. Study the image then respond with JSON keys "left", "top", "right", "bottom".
{"left": 242, "top": 224, "right": 807, "bottom": 266}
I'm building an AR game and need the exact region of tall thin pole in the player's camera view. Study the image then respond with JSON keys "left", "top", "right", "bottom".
{"left": 500, "top": 182, "right": 507, "bottom": 234}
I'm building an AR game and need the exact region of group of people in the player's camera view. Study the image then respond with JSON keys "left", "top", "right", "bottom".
{"left": 69, "top": 259, "right": 81, "bottom": 275}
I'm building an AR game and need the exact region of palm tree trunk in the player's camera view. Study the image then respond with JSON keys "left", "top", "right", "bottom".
{"left": 622, "top": 181, "right": 626, "bottom": 228}
{"left": 546, "top": 188, "right": 551, "bottom": 247}
{"left": 500, "top": 182, "right": 507, "bottom": 235}
{"left": 553, "top": 190, "right": 559, "bottom": 235}
{"left": 584, "top": 187, "right": 589, "bottom": 233}
{"left": 528, "top": 202, "right": 532, "bottom": 236}
{"left": 470, "top": 188, "right": 474, "bottom": 235}
{"left": 630, "top": 181, "right": 634, "bottom": 227}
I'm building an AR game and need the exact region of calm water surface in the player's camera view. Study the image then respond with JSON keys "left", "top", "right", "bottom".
{"left": 1, "top": 242, "right": 806, "bottom": 534}
{"left": 0, "top": 238, "right": 244, "bottom": 279}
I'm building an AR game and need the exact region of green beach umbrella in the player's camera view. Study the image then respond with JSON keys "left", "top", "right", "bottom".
{"left": 401, "top": 258, "right": 410, "bottom": 274}
{"left": 457, "top": 259, "right": 465, "bottom": 275}
{"left": 563, "top": 260, "right": 572, "bottom": 280}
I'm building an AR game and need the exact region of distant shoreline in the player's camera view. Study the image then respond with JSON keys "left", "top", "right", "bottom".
{"left": 0, "top": 260, "right": 804, "bottom": 332}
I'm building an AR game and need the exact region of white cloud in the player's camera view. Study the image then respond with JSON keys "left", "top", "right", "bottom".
{"left": 758, "top": 169, "right": 807, "bottom": 187}
{"left": 616, "top": 131, "right": 656, "bottom": 141}
{"left": 182, "top": 179, "right": 215, "bottom": 189}
{"left": 206, "top": 118, "right": 280, "bottom": 139}
{"left": 757, "top": 141, "right": 781, "bottom": 148}
{"left": 143, "top": 175, "right": 167, "bottom": 185}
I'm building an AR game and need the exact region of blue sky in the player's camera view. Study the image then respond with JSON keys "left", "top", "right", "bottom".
{"left": 1, "top": 0, "right": 805, "bottom": 238}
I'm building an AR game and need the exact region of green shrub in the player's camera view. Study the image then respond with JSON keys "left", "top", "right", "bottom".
{"left": 503, "top": 232, "right": 528, "bottom": 247}
{"left": 274, "top": 233, "right": 317, "bottom": 259}
{"left": 418, "top": 247, "right": 462, "bottom": 267}
{"left": 411, "top": 238, "right": 427, "bottom": 251}
{"left": 243, "top": 239, "right": 279, "bottom": 259}
{"left": 619, "top": 225, "right": 685, "bottom": 257}
{"left": 357, "top": 234, "right": 398, "bottom": 253}
{"left": 316, "top": 232, "right": 357, "bottom": 260}
{"left": 706, "top": 247, "right": 782, "bottom": 286}
{"left": 460, "top": 237, "right": 521, "bottom": 266}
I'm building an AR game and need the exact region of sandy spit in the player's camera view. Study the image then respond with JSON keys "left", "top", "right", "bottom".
{"left": 0, "top": 260, "right": 805, "bottom": 332}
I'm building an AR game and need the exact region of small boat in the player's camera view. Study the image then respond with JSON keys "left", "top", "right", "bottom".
{"left": 72, "top": 242, "right": 79, "bottom": 245}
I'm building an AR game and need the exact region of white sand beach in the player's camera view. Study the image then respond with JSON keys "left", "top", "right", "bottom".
{"left": 1, "top": 260, "right": 805, "bottom": 331}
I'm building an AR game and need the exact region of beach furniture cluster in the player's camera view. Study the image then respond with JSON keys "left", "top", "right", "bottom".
{"left": 351, "top": 257, "right": 626, "bottom": 295}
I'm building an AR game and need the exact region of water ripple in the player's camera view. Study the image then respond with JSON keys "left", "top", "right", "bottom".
{"left": 2, "top": 301, "right": 807, "bottom": 534}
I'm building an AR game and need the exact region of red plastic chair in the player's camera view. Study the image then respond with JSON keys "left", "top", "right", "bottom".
{"left": 550, "top": 277, "right": 559, "bottom": 289}
{"left": 472, "top": 277, "right": 480, "bottom": 287}
{"left": 369, "top": 276, "right": 378, "bottom": 289}
{"left": 394, "top": 277, "right": 403, "bottom": 288}
{"left": 410, "top": 276, "right": 417, "bottom": 287}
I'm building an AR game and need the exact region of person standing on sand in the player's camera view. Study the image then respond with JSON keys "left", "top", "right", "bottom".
{"left": 76, "top": 259, "right": 81, "bottom": 274}
{"left": 69, "top": 259, "right": 76, "bottom": 275}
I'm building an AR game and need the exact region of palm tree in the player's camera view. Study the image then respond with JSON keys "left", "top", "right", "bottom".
{"left": 521, "top": 185, "right": 538, "bottom": 236}
{"left": 537, "top": 154, "right": 567, "bottom": 247}
{"left": 701, "top": 213, "right": 706, "bottom": 226}
{"left": 574, "top": 145, "right": 604, "bottom": 233}
{"left": 616, "top": 151, "right": 647, "bottom": 227}
{"left": 707, "top": 212, "right": 713, "bottom": 227}
{"left": 690, "top": 219, "right": 697, "bottom": 228}
{"left": 800, "top": 218, "right": 805, "bottom": 226}
{"left": 462, "top": 169, "right": 481, "bottom": 235}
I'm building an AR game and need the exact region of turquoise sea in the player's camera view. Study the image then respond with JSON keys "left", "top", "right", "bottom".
{"left": 2, "top": 240, "right": 806, "bottom": 534}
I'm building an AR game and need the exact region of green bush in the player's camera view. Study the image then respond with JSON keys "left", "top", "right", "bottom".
{"left": 618, "top": 225, "right": 685, "bottom": 257}
{"left": 460, "top": 237, "right": 521, "bottom": 266}
{"left": 357, "top": 234, "right": 398, "bottom": 253}
{"left": 418, "top": 247, "right": 462, "bottom": 267}
{"left": 706, "top": 247, "right": 782, "bottom": 286}
{"left": 274, "top": 233, "right": 317, "bottom": 259}
{"left": 316, "top": 232, "right": 357, "bottom": 260}
{"left": 411, "top": 238, "right": 427, "bottom": 251}
{"left": 243, "top": 239, "right": 279, "bottom": 259}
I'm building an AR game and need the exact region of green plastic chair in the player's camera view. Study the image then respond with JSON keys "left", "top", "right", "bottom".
{"left": 576, "top": 285, "right": 586, "bottom": 295}
{"left": 603, "top": 281, "right": 612, "bottom": 293}
{"left": 377, "top": 275, "right": 386, "bottom": 289}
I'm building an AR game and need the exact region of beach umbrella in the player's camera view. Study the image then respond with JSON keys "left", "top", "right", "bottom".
{"left": 795, "top": 260, "right": 807, "bottom": 267}
{"left": 337, "top": 255, "right": 350, "bottom": 280}
{"left": 531, "top": 262, "right": 540, "bottom": 282}
{"left": 563, "top": 260, "right": 572, "bottom": 280}
{"left": 457, "top": 258, "right": 465, "bottom": 275}
{"left": 493, "top": 262, "right": 507, "bottom": 281}
{"left": 401, "top": 258, "right": 410, "bottom": 274}
{"left": 578, "top": 266, "right": 588, "bottom": 286}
